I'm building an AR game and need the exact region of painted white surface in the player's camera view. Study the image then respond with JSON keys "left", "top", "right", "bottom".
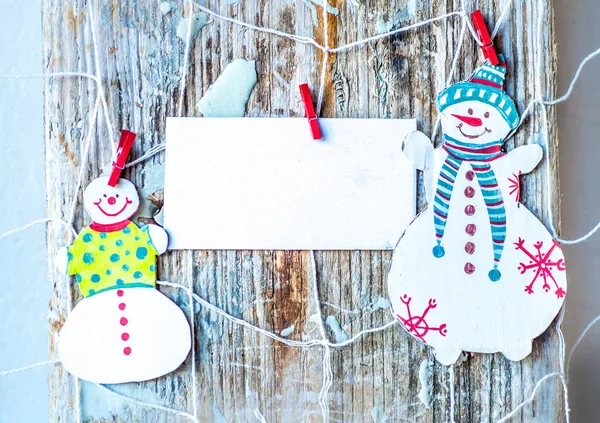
{"left": 164, "top": 117, "right": 417, "bottom": 250}
{"left": 0, "top": 0, "right": 49, "bottom": 422}
{"left": 388, "top": 144, "right": 566, "bottom": 364}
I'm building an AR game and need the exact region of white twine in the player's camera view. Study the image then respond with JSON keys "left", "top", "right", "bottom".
{"left": 96, "top": 383, "right": 196, "bottom": 420}
{"left": 448, "top": 365, "right": 455, "bottom": 423}
{"left": 186, "top": 252, "right": 200, "bottom": 422}
{"left": 0, "top": 360, "right": 59, "bottom": 377}
{"left": 1, "top": 0, "right": 599, "bottom": 420}
{"left": 178, "top": 0, "right": 196, "bottom": 118}
{"left": 254, "top": 408, "right": 268, "bottom": 423}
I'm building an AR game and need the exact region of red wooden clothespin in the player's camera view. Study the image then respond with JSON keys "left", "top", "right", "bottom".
{"left": 108, "top": 130, "right": 137, "bottom": 187}
{"left": 471, "top": 10, "right": 500, "bottom": 66}
{"left": 299, "top": 83, "right": 322, "bottom": 140}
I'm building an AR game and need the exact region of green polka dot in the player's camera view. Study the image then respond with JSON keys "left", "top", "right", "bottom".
{"left": 110, "top": 254, "right": 120, "bottom": 262}
{"left": 135, "top": 236, "right": 140, "bottom": 241}
{"left": 88, "top": 289, "right": 96, "bottom": 295}
{"left": 133, "top": 271, "right": 143, "bottom": 279}
{"left": 91, "top": 274, "right": 101, "bottom": 283}
{"left": 136, "top": 247, "right": 148, "bottom": 260}
{"left": 116, "top": 278, "right": 124, "bottom": 285}
{"left": 99, "top": 245, "right": 106, "bottom": 252}
{"left": 123, "top": 226, "right": 132, "bottom": 234}
{"left": 75, "top": 274, "right": 82, "bottom": 283}
{"left": 82, "top": 252, "right": 94, "bottom": 264}
{"left": 149, "top": 264, "right": 155, "bottom": 272}
{"left": 116, "top": 239, "right": 124, "bottom": 247}
{"left": 125, "top": 249, "right": 131, "bottom": 256}
{"left": 99, "top": 232, "right": 107, "bottom": 239}
{"left": 122, "top": 264, "right": 130, "bottom": 271}
{"left": 82, "top": 233, "right": 93, "bottom": 243}
{"left": 106, "top": 269, "right": 112, "bottom": 275}
{"left": 67, "top": 251, "right": 73, "bottom": 261}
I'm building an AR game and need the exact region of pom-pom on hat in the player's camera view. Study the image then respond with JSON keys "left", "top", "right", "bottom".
{"left": 436, "top": 54, "right": 519, "bottom": 130}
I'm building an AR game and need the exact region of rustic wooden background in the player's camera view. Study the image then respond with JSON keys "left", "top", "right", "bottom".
{"left": 44, "top": 0, "right": 563, "bottom": 421}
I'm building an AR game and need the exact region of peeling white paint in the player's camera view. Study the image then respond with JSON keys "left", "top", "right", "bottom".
{"left": 303, "top": 0, "right": 340, "bottom": 27}
{"left": 371, "top": 405, "right": 389, "bottom": 423}
{"left": 176, "top": 13, "right": 209, "bottom": 41}
{"left": 325, "top": 315, "right": 349, "bottom": 343}
{"left": 417, "top": 359, "right": 433, "bottom": 408}
{"left": 197, "top": 59, "right": 257, "bottom": 117}
{"left": 159, "top": 2, "right": 171, "bottom": 15}
{"left": 370, "top": 296, "right": 390, "bottom": 312}
{"left": 281, "top": 324, "right": 295, "bottom": 337}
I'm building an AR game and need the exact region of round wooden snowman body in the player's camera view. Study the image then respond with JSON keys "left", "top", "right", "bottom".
{"left": 387, "top": 58, "right": 566, "bottom": 365}
{"left": 57, "top": 176, "right": 191, "bottom": 383}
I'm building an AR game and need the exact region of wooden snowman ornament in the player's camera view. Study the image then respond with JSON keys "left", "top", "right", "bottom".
{"left": 388, "top": 55, "right": 567, "bottom": 365}
{"left": 55, "top": 151, "right": 191, "bottom": 383}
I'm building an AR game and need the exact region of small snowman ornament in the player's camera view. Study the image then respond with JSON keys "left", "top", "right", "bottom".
{"left": 56, "top": 176, "right": 191, "bottom": 383}
{"left": 388, "top": 55, "right": 567, "bottom": 365}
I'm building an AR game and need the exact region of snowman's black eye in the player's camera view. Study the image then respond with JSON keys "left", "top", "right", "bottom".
{"left": 468, "top": 108, "right": 473, "bottom": 115}
{"left": 103, "top": 194, "right": 107, "bottom": 197}
{"left": 484, "top": 112, "right": 490, "bottom": 118}
{"left": 116, "top": 194, "right": 119, "bottom": 198}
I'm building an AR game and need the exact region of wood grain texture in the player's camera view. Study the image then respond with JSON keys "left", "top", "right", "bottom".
{"left": 44, "top": 0, "right": 563, "bottom": 421}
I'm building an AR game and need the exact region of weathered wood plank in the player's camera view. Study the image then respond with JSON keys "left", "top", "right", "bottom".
{"left": 44, "top": 0, "right": 563, "bottom": 421}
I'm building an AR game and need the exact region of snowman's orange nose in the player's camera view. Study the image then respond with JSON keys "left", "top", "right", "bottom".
{"left": 452, "top": 114, "right": 483, "bottom": 127}
{"left": 108, "top": 196, "right": 117, "bottom": 205}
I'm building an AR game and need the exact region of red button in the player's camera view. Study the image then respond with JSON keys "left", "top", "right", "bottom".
{"left": 121, "top": 333, "right": 130, "bottom": 341}
{"left": 117, "top": 290, "right": 124, "bottom": 297}
{"left": 466, "top": 224, "right": 477, "bottom": 236}
{"left": 464, "top": 262, "right": 476, "bottom": 274}
{"left": 465, "top": 205, "right": 476, "bottom": 216}
{"left": 464, "top": 187, "right": 475, "bottom": 198}
{"left": 465, "top": 242, "right": 475, "bottom": 255}
{"left": 124, "top": 347, "right": 132, "bottom": 355}
{"left": 120, "top": 317, "right": 128, "bottom": 326}
{"left": 465, "top": 170, "right": 475, "bottom": 181}
{"left": 118, "top": 303, "right": 126, "bottom": 311}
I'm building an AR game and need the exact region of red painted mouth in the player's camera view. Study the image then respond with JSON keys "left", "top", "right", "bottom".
{"left": 457, "top": 123, "right": 491, "bottom": 140}
{"left": 94, "top": 198, "right": 133, "bottom": 217}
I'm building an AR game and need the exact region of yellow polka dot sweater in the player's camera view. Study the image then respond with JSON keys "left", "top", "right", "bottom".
{"left": 67, "top": 222, "right": 158, "bottom": 297}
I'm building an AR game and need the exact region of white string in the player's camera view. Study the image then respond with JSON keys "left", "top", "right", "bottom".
{"left": 254, "top": 408, "right": 268, "bottom": 423}
{"left": 0, "top": 1, "right": 598, "bottom": 420}
{"left": 0, "top": 218, "right": 76, "bottom": 243}
{"left": 178, "top": 0, "right": 195, "bottom": 118}
{"left": 431, "top": 15, "right": 469, "bottom": 141}
{"left": 95, "top": 383, "right": 196, "bottom": 421}
{"left": 65, "top": 94, "right": 102, "bottom": 227}
{"left": 88, "top": 0, "right": 117, "bottom": 159}
{"left": 316, "top": 0, "right": 330, "bottom": 115}
{"left": 309, "top": 251, "right": 333, "bottom": 422}
{"left": 492, "top": 0, "right": 514, "bottom": 39}
{"left": 496, "top": 372, "right": 566, "bottom": 423}
{"left": 566, "top": 313, "right": 600, "bottom": 378}
{"left": 0, "top": 360, "right": 59, "bottom": 377}
{"left": 186, "top": 252, "right": 199, "bottom": 422}
{"left": 448, "top": 365, "right": 455, "bottom": 423}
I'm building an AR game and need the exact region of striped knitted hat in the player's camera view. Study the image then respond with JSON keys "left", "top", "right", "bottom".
{"left": 436, "top": 55, "right": 519, "bottom": 130}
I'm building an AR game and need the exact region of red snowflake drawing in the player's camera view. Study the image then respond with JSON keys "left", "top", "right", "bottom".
{"left": 396, "top": 295, "right": 447, "bottom": 343}
{"left": 508, "top": 171, "right": 522, "bottom": 202}
{"left": 514, "top": 237, "right": 566, "bottom": 298}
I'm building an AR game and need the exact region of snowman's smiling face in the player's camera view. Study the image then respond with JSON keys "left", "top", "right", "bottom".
{"left": 440, "top": 101, "right": 511, "bottom": 144}
{"left": 83, "top": 176, "right": 140, "bottom": 225}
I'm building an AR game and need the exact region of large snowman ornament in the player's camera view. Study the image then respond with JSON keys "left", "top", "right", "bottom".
{"left": 56, "top": 176, "right": 191, "bottom": 383}
{"left": 388, "top": 56, "right": 567, "bottom": 365}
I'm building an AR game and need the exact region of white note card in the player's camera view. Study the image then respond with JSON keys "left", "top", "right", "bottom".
{"left": 164, "top": 117, "right": 416, "bottom": 250}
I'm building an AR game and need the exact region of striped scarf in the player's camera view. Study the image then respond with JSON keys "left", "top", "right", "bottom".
{"left": 432, "top": 135, "right": 506, "bottom": 282}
